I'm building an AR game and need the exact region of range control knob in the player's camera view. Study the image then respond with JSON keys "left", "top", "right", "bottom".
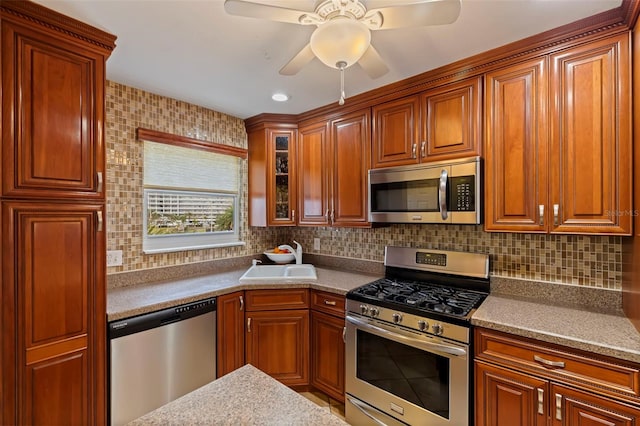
{"left": 432, "top": 323, "right": 444, "bottom": 336}
{"left": 360, "top": 304, "right": 369, "bottom": 315}
{"left": 417, "top": 320, "right": 429, "bottom": 331}
{"left": 392, "top": 313, "right": 403, "bottom": 324}
{"left": 369, "top": 307, "right": 380, "bottom": 317}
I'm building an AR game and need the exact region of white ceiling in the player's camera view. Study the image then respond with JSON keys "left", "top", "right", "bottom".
{"left": 34, "top": 0, "right": 622, "bottom": 119}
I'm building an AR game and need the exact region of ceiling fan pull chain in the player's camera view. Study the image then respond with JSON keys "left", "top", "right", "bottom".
{"left": 338, "top": 61, "right": 346, "bottom": 105}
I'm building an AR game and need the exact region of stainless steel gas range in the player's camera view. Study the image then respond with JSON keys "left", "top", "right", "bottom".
{"left": 345, "top": 246, "right": 490, "bottom": 426}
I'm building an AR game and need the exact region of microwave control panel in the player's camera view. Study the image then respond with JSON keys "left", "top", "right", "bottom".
{"left": 450, "top": 176, "right": 475, "bottom": 212}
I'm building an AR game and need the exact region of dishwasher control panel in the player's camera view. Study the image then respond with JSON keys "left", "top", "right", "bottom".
{"left": 109, "top": 296, "right": 216, "bottom": 339}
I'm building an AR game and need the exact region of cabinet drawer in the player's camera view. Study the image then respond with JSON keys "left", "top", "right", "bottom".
{"left": 310, "top": 290, "right": 345, "bottom": 317}
{"left": 475, "top": 328, "right": 640, "bottom": 400}
{"left": 245, "top": 289, "right": 309, "bottom": 311}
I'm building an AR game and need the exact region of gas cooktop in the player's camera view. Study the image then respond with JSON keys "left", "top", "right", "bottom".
{"left": 349, "top": 278, "right": 486, "bottom": 318}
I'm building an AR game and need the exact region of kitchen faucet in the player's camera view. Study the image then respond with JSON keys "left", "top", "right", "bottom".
{"left": 278, "top": 240, "right": 303, "bottom": 264}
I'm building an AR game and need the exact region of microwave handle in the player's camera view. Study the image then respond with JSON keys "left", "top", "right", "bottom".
{"left": 438, "top": 169, "right": 448, "bottom": 220}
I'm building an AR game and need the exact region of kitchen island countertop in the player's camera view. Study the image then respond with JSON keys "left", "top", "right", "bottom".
{"left": 126, "top": 364, "right": 348, "bottom": 426}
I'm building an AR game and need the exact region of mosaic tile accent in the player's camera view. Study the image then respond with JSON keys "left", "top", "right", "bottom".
{"left": 105, "top": 81, "right": 284, "bottom": 274}
{"left": 105, "top": 81, "right": 623, "bottom": 290}
{"left": 286, "top": 226, "right": 623, "bottom": 290}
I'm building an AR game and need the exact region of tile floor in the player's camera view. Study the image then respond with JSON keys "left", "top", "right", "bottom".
{"left": 299, "top": 391, "right": 346, "bottom": 421}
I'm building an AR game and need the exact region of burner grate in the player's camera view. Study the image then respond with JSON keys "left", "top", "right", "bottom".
{"left": 350, "top": 278, "right": 485, "bottom": 318}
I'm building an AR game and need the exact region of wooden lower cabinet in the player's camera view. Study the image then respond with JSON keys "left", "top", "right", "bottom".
{"left": 475, "top": 361, "right": 549, "bottom": 426}
{"left": 244, "top": 289, "right": 310, "bottom": 387}
{"left": 2, "top": 201, "right": 105, "bottom": 425}
{"left": 475, "top": 328, "right": 640, "bottom": 426}
{"left": 552, "top": 384, "right": 640, "bottom": 426}
{"left": 245, "top": 309, "right": 309, "bottom": 386}
{"left": 310, "top": 310, "right": 345, "bottom": 402}
{"left": 216, "top": 291, "right": 245, "bottom": 377}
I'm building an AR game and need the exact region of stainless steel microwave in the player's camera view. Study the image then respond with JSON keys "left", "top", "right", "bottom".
{"left": 368, "top": 156, "right": 481, "bottom": 224}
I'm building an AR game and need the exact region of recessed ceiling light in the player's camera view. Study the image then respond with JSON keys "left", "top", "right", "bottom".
{"left": 272, "top": 93, "right": 289, "bottom": 102}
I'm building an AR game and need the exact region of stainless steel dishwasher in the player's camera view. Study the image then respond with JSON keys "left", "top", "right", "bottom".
{"left": 109, "top": 297, "right": 216, "bottom": 426}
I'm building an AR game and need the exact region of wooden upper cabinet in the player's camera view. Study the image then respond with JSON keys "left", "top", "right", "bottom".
{"left": 330, "top": 109, "right": 371, "bottom": 227}
{"left": 371, "top": 96, "right": 421, "bottom": 168}
{"left": 247, "top": 124, "right": 297, "bottom": 226}
{"left": 1, "top": 19, "right": 109, "bottom": 200}
{"left": 371, "top": 77, "right": 481, "bottom": 168}
{"left": 485, "top": 58, "right": 549, "bottom": 232}
{"left": 485, "top": 33, "right": 632, "bottom": 235}
{"left": 421, "top": 76, "right": 482, "bottom": 162}
{"left": 297, "top": 121, "right": 330, "bottom": 226}
{"left": 297, "top": 109, "right": 371, "bottom": 228}
{"left": 549, "top": 33, "right": 632, "bottom": 235}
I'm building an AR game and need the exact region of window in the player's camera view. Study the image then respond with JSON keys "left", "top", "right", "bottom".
{"left": 140, "top": 129, "right": 246, "bottom": 253}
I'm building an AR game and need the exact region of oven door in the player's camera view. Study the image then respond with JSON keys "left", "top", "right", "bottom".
{"left": 345, "top": 314, "right": 470, "bottom": 426}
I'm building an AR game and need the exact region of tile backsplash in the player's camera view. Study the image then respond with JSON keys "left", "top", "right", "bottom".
{"left": 106, "top": 81, "right": 623, "bottom": 290}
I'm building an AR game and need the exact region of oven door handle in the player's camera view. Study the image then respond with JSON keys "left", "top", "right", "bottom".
{"left": 347, "top": 396, "right": 389, "bottom": 426}
{"left": 346, "top": 315, "right": 467, "bottom": 358}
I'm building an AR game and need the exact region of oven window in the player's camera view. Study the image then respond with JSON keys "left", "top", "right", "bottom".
{"left": 356, "top": 330, "right": 450, "bottom": 419}
{"left": 370, "top": 180, "right": 439, "bottom": 212}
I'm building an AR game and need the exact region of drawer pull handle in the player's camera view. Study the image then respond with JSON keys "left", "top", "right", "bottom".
{"left": 239, "top": 295, "right": 244, "bottom": 311}
{"left": 534, "top": 355, "right": 565, "bottom": 368}
{"left": 411, "top": 143, "right": 417, "bottom": 159}
{"left": 537, "top": 388, "right": 544, "bottom": 415}
{"left": 247, "top": 317, "right": 251, "bottom": 333}
{"left": 97, "top": 211, "right": 103, "bottom": 232}
{"left": 555, "top": 393, "right": 562, "bottom": 420}
{"left": 324, "top": 300, "right": 337, "bottom": 306}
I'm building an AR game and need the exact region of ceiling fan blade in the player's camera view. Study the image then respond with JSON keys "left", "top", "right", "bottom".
{"left": 224, "top": 0, "right": 320, "bottom": 26}
{"left": 363, "top": 0, "right": 461, "bottom": 30}
{"left": 279, "top": 44, "right": 315, "bottom": 75}
{"left": 358, "top": 45, "right": 389, "bottom": 79}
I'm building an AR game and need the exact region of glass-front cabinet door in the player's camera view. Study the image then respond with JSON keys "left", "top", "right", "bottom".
{"left": 269, "top": 129, "right": 296, "bottom": 225}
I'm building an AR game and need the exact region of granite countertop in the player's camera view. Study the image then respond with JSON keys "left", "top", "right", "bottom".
{"left": 126, "top": 364, "right": 348, "bottom": 426}
{"left": 108, "top": 265, "right": 381, "bottom": 321}
{"left": 472, "top": 279, "right": 640, "bottom": 364}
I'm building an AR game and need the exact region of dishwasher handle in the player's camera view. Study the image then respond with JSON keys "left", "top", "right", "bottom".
{"left": 109, "top": 297, "right": 216, "bottom": 339}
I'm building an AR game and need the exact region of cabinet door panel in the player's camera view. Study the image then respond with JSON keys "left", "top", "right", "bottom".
{"left": 311, "top": 311, "right": 345, "bottom": 402}
{"left": 25, "top": 350, "right": 87, "bottom": 425}
{"left": 3, "top": 201, "right": 104, "bottom": 426}
{"left": 475, "top": 361, "right": 548, "bottom": 426}
{"left": 298, "top": 122, "right": 330, "bottom": 226}
{"left": 245, "top": 310, "right": 309, "bottom": 386}
{"left": 372, "top": 96, "right": 420, "bottom": 168}
{"left": 422, "top": 77, "right": 482, "bottom": 161}
{"left": 484, "top": 58, "right": 548, "bottom": 232}
{"left": 2, "top": 24, "right": 105, "bottom": 199}
{"left": 331, "top": 110, "right": 371, "bottom": 227}
{"left": 551, "top": 384, "right": 640, "bottom": 426}
{"left": 550, "top": 34, "right": 631, "bottom": 234}
{"left": 216, "top": 291, "right": 245, "bottom": 377}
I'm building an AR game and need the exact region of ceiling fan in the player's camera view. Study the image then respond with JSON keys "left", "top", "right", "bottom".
{"left": 224, "top": 0, "right": 462, "bottom": 104}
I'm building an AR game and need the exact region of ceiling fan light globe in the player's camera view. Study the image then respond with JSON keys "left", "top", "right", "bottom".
{"left": 310, "top": 18, "right": 371, "bottom": 69}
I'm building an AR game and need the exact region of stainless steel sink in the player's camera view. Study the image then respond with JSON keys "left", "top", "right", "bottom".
{"left": 239, "top": 264, "right": 317, "bottom": 283}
